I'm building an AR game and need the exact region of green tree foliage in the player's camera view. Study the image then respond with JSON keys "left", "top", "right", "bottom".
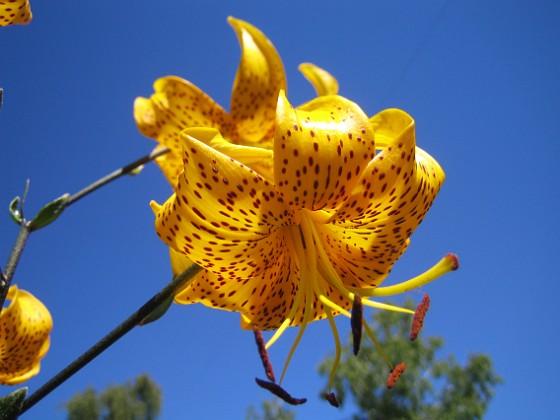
{"left": 64, "top": 374, "right": 162, "bottom": 420}
{"left": 317, "top": 300, "right": 503, "bottom": 420}
{"left": 245, "top": 398, "right": 295, "bottom": 420}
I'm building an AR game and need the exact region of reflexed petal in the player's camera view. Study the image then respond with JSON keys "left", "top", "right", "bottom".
{"left": 0, "top": 286, "right": 52, "bottom": 385}
{"left": 325, "top": 109, "right": 445, "bottom": 286}
{"left": 175, "top": 252, "right": 301, "bottom": 331}
{"left": 151, "top": 128, "right": 296, "bottom": 282}
{"left": 274, "top": 91, "right": 375, "bottom": 211}
{"left": 299, "top": 63, "right": 339, "bottom": 96}
{"left": 134, "top": 77, "right": 236, "bottom": 184}
{"left": 228, "top": 17, "right": 286, "bottom": 143}
{"left": 315, "top": 222, "right": 409, "bottom": 289}
{"left": 0, "top": 0, "right": 32, "bottom": 26}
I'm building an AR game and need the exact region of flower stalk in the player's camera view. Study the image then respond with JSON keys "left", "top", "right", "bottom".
{"left": 21, "top": 262, "right": 202, "bottom": 414}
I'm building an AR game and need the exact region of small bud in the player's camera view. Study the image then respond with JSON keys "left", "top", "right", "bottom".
{"left": 351, "top": 295, "right": 363, "bottom": 356}
{"left": 410, "top": 294, "right": 430, "bottom": 340}
{"left": 255, "top": 378, "right": 307, "bottom": 405}
{"left": 323, "top": 391, "right": 340, "bottom": 407}
{"left": 253, "top": 329, "right": 276, "bottom": 382}
{"left": 386, "top": 362, "right": 406, "bottom": 389}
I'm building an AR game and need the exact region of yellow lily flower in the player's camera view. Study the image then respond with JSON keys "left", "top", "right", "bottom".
{"left": 151, "top": 89, "right": 457, "bottom": 391}
{"left": 0, "top": 285, "right": 52, "bottom": 385}
{"left": 0, "top": 0, "right": 32, "bottom": 26}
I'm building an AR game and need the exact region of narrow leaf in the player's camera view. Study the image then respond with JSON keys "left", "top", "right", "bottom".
{"left": 28, "top": 193, "right": 70, "bottom": 231}
{"left": 9, "top": 197, "right": 22, "bottom": 225}
{"left": 139, "top": 295, "right": 174, "bottom": 326}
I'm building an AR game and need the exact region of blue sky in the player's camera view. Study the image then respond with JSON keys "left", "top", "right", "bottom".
{"left": 1, "top": 1, "right": 559, "bottom": 418}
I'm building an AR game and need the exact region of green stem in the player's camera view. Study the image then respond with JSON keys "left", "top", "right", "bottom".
{"left": 21, "top": 262, "right": 203, "bottom": 414}
{"left": 0, "top": 146, "right": 170, "bottom": 307}
{"left": 66, "top": 146, "right": 169, "bottom": 207}
{"left": 0, "top": 222, "right": 31, "bottom": 309}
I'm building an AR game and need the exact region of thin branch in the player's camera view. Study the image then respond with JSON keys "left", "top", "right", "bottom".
{"left": 21, "top": 262, "right": 203, "bottom": 414}
{"left": 67, "top": 146, "right": 169, "bottom": 207}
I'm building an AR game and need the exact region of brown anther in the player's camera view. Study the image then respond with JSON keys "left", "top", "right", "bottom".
{"left": 446, "top": 253, "right": 460, "bottom": 271}
{"left": 410, "top": 293, "right": 430, "bottom": 341}
{"left": 253, "top": 329, "right": 275, "bottom": 382}
{"left": 386, "top": 362, "right": 406, "bottom": 389}
{"left": 255, "top": 378, "right": 307, "bottom": 405}
{"left": 323, "top": 391, "right": 340, "bottom": 407}
{"left": 351, "top": 295, "right": 363, "bottom": 356}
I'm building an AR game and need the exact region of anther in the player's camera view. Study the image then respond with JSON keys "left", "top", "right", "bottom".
{"left": 253, "top": 329, "right": 276, "bottom": 382}
{"left": 386, "top": 362, "right": 406, "bottom": 389}
{"left": 323, "top": 391, "right": 340, "bottom": 407}
{"left": 255, "top": 378, "right": 307, "bottom": 405}
{"left": 351, "top": 295, "right": 363, "bottom": 356}
{"left": 446, "top": 253, "right": 460, "bottom": 270}
{"left": 410, "top": 294, "right": 430, "bottom": 341}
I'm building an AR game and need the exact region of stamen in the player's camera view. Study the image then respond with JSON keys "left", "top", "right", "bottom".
{"left": 312, "top": 277, "right": 341, "bottom": 392}
{"left": 351, "top": 295, "right": 363, "bottom": 356}
{"left": 386, "top": 362, "right": 407, "bottom": 389}
{"left": 323, "top": 392, "right": 340, "bottom": 407}
{"left": 368, "top": 253, "right": 460, "bottom": 297}
{"left": 362, "top": 319, "right": 394, "bottom": 369}
{"left": 253, "top": 329, "right": 275, "bottom": 382}
{"left": 410, "top": 294, "right": 430, "bottom": 341}
{"left": 255, "top": 378, "right": 307, "bottom": 405}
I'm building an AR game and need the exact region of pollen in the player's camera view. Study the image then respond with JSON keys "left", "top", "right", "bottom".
{"left": 410, "top": 293, "right": 430, "bottom": 341}
{"left": 386, "top": 362, "right": 407, "bottom": 389}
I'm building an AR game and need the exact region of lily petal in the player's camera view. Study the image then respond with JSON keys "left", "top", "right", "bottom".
{"left": 0, "top": 0, "right": 32, "bottom": 26}
{"left": 274, "top": 91, "right": 375, "bottom": 211}
{"left": 152, "top": 128, "right": 296, "bottom": 282}
{"left": 228, "top": 17, "right": 286, "bottom": 144}
{"left": 299, "top": 63, "right": 339, "bottom": 96}
{"left": 0, "top": 286, "right": 52, "bottom": 385}
{"left": 134, "top": 76, "right": 235, "bottom": 184}
{"left": 322, "top": 109, "right": 445, "bottom": 286}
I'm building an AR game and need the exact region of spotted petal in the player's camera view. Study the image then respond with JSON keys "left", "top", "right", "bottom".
{"left": 229, "top": 17, "right": 286, "bottom": 144}
{"left": 299, "top": 63, "right": 339, "bottom": 96}
{"left": 152, "top": 128, "right": 296, "bottom": 283}
{"left": 0, "top": 286, "right": 52, "bottom": 385}
{"left": 321, "top": 109, "right": 445, "bottom": 287}
{"left": 274, "top": 91, "right": 375, "bottom": 211}
{"left": 0, "top": 0, "right": 32, "bottom": 26}
{"left": 134, "top": 77, "right": 236, "bottom": 184}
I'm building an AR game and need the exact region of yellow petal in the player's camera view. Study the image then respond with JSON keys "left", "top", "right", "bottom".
{"left": 134, "top": 76, "right": 235, "bottom": 184}
{"left": 299, "top": 63, "right": 339, "bottom": 96}
{"left": 324, "top": 109, "right": 445, "bottom": 287}
{"left": 228, "top": 17, "right": 286, "bottom": 144}
{"left": 0, "top": 286, "right": 52, "bottom": 385}
{"left": 274, "top": 91, "right": 375, "bottom": 211}
{"left": 152, "top": 128, "right": 296, "bottom": 283}
{"left": 0, "top": 0, "right": 32, "bottom": 26}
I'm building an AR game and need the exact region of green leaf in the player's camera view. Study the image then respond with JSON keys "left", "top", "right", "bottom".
{"left": 9, "top": 197, "right": 23, "bottom": 225}
{"left": 28, "top": 193, "right": 70, "bottom": 231}
{"left": 0, "top": 387, "right": 27, "bottom": 420}
{"left": 139, "top": 295, "right": 174, "bottom": 326}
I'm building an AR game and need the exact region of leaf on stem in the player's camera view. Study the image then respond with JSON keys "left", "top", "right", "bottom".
{"left": 139, "top": 294, "right": 174, "bottom": 326}
{"left": 28, "top": 194, "right": 70, "bottom": 231}
{"left": 0, "top": 387, "right": 27, "bottom": 420}
{"left": 9, "top": 197, "right": 23, "bottom": 225}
